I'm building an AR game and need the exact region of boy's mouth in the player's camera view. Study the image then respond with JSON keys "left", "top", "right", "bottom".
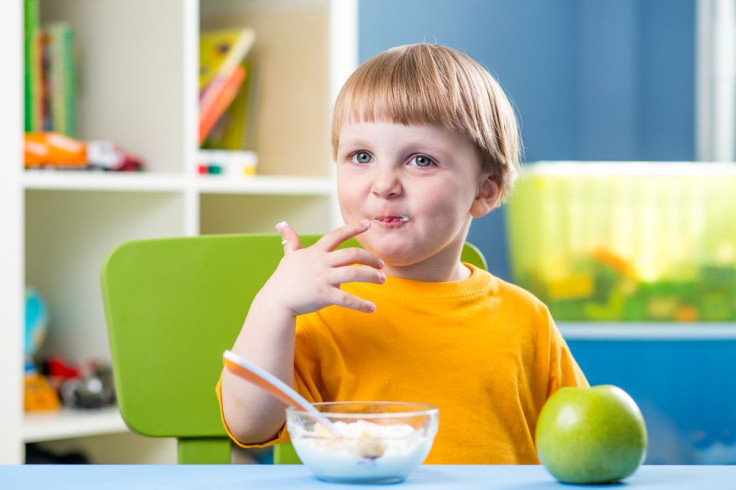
{"left": 372, "top": 215, "right": 410, "bottom": 224}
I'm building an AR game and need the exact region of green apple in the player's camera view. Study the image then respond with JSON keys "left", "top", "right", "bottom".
{"left": 536, "top": 384, "right": 647, "bottom": 484}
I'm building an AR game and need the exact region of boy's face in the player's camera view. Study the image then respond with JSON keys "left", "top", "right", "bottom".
{"left": 336, "top": 121, "right": 499, "bottom": 279}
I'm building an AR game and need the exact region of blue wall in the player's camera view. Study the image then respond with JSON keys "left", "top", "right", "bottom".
{"left": 359, "top": 0, "right": 694, "bottom": 164}
{"left": 357, "top": 0, "right": 736, "bottom": 465}
{"left": 568, "top": 339, "right": 736, "bottom": 464}
{"left": 359, "top": 0, "right": 695, "bottom": 280}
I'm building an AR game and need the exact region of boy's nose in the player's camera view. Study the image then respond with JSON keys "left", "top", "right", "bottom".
{"left": 370, "top": 167, "right": 402, "bottom": 198}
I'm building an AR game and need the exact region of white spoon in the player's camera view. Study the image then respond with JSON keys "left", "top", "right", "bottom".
{"left": 222, "top": 350, "right": 340, "bottom": 437}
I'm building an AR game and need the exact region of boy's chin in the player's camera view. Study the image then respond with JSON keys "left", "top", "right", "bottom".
{"left": 367, "top": 244, "right": 425, "bottom": 269}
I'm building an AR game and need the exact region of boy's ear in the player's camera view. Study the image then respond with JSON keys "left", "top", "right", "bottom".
{"left": 470, "top": 174, "right": 501, "bottom": 218}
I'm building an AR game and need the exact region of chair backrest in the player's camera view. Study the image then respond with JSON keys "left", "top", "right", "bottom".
{"left": 101, "top": 234, "right": 487, "bottom": 464}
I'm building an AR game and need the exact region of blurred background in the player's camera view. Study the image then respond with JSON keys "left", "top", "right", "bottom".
{"left": 3, "top": 0, "right": 736, "bottom": 465}
{"left": 362, "top": 0, "right": 735, "bottom": 466}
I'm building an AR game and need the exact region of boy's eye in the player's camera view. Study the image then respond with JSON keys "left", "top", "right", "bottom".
{"left": 410, "top": 155, "right": 434, "bottom": 167}
{"left": 351, "top": 152, "right": 372, "bottom": 164}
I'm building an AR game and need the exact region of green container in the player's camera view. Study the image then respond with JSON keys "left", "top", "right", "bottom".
{"left": 506, "top": 162, "right": 736, "bottom": 322}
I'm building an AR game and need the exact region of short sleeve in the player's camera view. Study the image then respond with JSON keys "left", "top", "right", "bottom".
{"left": 215, "top": 317, "right": 325, "bottom": 448}
{"left": 546, "top": 311, "right": 588, "bottom": 397}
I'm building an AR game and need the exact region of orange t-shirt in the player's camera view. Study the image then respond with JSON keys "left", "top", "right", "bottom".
{"left": 218, "top": 264, "right": 587, "bottom": 464}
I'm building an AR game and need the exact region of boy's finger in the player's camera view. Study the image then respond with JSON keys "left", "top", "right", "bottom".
{"left": 318, "top": 219, "right": 371, "bottom": 251}
{"left": 329, "top": 248, "right": 384, "bottom": 269}
{"left": 329, "top": 265, "right": 386, "bottom": 287}
{"left": 275, "top": 221, "right": 301, "bottom": 254}
{"left": 330, "top": 289, "right": 376, "bottom": 313}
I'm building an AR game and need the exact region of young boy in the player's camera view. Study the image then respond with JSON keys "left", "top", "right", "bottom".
{"left": 219, "top": 43, "right": 587, "bottom": 464}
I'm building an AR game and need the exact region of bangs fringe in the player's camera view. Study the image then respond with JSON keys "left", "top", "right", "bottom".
{"left": 332, "top": 45, "right": 482, "bottom": 152}
{"left": 337, "top": 63, "right": 464, "bottom": 129}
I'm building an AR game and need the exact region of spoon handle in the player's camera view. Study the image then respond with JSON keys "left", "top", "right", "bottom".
{"left": 223, "top": 350, "right": 339, "bottom": 435}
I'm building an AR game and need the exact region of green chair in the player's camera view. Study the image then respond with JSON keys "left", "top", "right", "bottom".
{"left": 101, "top": 234, "right": 487, "bottom": 464}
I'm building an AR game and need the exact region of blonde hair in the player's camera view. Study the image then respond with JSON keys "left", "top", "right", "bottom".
{"left": 332, "top": 43, "right": 521, "bottom": 202}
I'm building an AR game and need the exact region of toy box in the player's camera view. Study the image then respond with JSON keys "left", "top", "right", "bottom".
{"left": 507, "top": 162, "right": 736, "bottom": 322}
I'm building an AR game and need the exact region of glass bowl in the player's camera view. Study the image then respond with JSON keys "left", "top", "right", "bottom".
{"left": 286, "top": 401, "right": 439, "bottom": 484}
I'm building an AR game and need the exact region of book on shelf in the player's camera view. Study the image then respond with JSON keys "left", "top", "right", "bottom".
{"left": 44, "top": 22, "right": 78, "bottom": 138}
{"left": 199, "top": 28, "right": 256, "bottom": 146}
{"left": 199, "top": 64, "right": 246, "bottom": 145}
{"left": 199, "top": 28, "right": 255, "bottom": 91}
{"left": 202, "top": 61, "right": 258, "bottom": 150}
{"left": 24, "top": 0, "right": 42, "bottom": 132}
{"left": 24, "top": 0, "right": 79, "bottom": 138}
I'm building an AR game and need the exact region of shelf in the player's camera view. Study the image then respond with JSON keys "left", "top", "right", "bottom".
{"left": 560, "top": 322, "right": 736, "bottom": 340}
{"left": 22, "top": 171, "right": 187, "bottom": 193}
{"left": 196, "top": 174, "right": 334, "bottom": 195}
{"left": 23, "top": 406, "right": 128, "bottom": 443}
{"left": 21, "top": 171, "right": 335, "bottom": 196}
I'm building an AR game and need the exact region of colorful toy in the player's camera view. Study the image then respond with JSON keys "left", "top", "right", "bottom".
{"left": 43, "top": 356, "right": 116, "bottom": 409}
{"left": 24, "top": 287, "right": 48, "bottom": 362}
{"left": 24, "top": 372, "right": 61, "bottom": 412}
{"left": 24, "top": 287, "right": 61, "bottom": 412}
{"left": 197, "top": 149, "right": 257, "bottom": 177}
{"left": 24, "top": 132, "right": 143, "bottom": 171}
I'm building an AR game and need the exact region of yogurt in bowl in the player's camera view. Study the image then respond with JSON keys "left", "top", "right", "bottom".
{"left": 286, "top": 401, "right": 439, "bottom": 483}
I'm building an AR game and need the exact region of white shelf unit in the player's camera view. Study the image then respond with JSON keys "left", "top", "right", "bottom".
{"left": 0, "top": 0, "right": 357, "bottom": 464}
{"left": 23, "top": 407, "right": 127, "bottom": 444}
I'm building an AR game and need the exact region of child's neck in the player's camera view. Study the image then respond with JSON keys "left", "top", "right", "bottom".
{"left": 385, "top": 262, "right": 471, "bottom": 282}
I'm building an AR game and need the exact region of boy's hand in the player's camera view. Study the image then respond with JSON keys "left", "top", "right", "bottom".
{"left": 267, "top": 220, "right": 385, "bottom": 315}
